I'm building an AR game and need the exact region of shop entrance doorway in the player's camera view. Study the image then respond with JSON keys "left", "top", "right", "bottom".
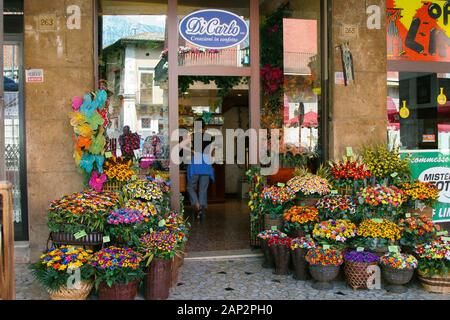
{"left": 178, "top": 78, "right": 251, "bottom": 252}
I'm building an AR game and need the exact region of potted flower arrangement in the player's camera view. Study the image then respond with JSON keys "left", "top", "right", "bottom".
{"left": 283, "top": 205, "right": 319, "bottom": 238}
{"left": 306, "top": 248, "right": 344, "bottom": 290}
{"left": 260, "top": 185, "right": 296, "bottom": 230}
{"left": 343, "top": 250, "right": 379, "bottom": 290}
{"left": 398, "top": 213, "right": 440, "bottom": 251}
{"left": 286, "top": 174, "right": 331, "bottom": 206}
{"left": 30, "top": 246, "right": 94, "bottom": 300}
{"left": 354, "top": 219, "right": 402, "bottom": 255}
{"left": 358, "top": 184, "right": 405, "bottom": 221}
{"left": 401, "top": 181, "right": 439, "bottom": 219}
{"left": 312, "top": 219, "right": 357, "bottom": 249}
{"left": 379, "top": 252, "right": 418, "bottom": 293}
{"left": 48, "top": 191, "right": 119, "bottom": 245}
{"left": 315, "top": 195, "right": 357, "bottom": 221}
{"left": 139, "top": 229, "right": 178, "bottom": 300}
{"left": 106, "top": 208, "right": 145, "bottom": 246}
{"left": 90, "top": 246, "right": 144, "bottom": 300}
{"left": 330, "top": 159, "right": 371, "bottom": 195}
{"left": 362, "top": 145, "right": 411, "bottom": 185}
{"left": 290, "top": 237, "right": 316, "bottom": 280}
{"left": 103, "top": 156, "right": 136, "bottom": 192}
{"left": 415, "top": 237, "right": 450, "bottom": 293}
{"left": 257, "top": 230, "right": 287, "bottom": 268}
{"left": 267, "top": 236, "right": 292, "bottom": 275}
{"left": 123, "top": 179, "right": 169, "bottom": 212}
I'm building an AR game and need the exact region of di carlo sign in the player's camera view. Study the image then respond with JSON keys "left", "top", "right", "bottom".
{"left": 179, "top": 9, "right": 249, "bottom": 49}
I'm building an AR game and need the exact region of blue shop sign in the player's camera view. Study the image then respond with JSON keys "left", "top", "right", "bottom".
{"left": 179, "top": 9, "right": 249, "bottom": 49}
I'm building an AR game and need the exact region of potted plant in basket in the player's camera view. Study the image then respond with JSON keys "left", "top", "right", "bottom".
{"left": 257, "top": 230, "right": 287, "bottom": 268}
{"left": 415, "top": 237, "right": 450, "bottom": 294}
{"left": 343, "top": 250, "right": 379, "bottom": 290}
{"left": 286, "top": 173, "right": 331, "bottom": 206}
{"left": 105, "top": 208, "right": 145, "bottom": 246}
{"left": 330, "top": 159, "right": 371, "bottom": 195}
{"left": 315, "top": 195, "right": 357, "bottom": 221}
{"left": 47, "top": 191, "right": 119, "bottom": 245}
{"left": 103, "top": 156, "right": 136, "bottom": 192}
{"left": 290, "top": 237, "right": 316, "bottom": 280}
{"left": 379, "top": 252, "right": 417, "bottom": 293}
{"left": 90, "top": 246, "right": 144, "bottom": 300}
{"left": 283, "top": 205, "right": 319, "bottom": 238}
{"left": 358, "top": 184, "right": 406, "bottom": 221}
{"left": 267, "top": 236, "right": 292, "bottom": 275}
{"left": 312, "top": 219, "right": 357, "bottom": 249}
{"left": 353, "top": 219, "right": 402, "bottom": 255}
{"left": 260, "top": 185, "right": 296, "bottom": 230}
{"left": 401, "top": 181, "right": 439, "bottom": 219}
{"left": 306, "top": 247, "right": 344, "bottom": 290}
{"left": 398, "top": 213, "right": 441, "bottom": 251}
{"left": 139, "top": 229, "right": 178, "bottom": 300}
{"left": 30, "top": 246, "right": 94, "bottom": 300}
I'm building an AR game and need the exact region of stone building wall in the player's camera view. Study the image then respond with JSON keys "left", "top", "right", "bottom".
{"left": 24, "top": 0, "right": 94, "bottom": 258}
{"left": 330, "top": 0, "right": 387, "bottom": 159}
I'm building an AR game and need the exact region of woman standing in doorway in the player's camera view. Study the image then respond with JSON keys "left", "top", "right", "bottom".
{"left": 186, "top": 120, "right": 215, "bottom": 220}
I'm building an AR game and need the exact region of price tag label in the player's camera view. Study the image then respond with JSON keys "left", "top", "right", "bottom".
{"left": 442, "top": 236, "right": 450, "bottom": 242}
{"left": 102, "top": 236, "right": 110, "bottom": 243}
{"left": 131, "top": 175, "right": 138, "bottom": 181}
{"left": 74, "top": 230, "right": 87, "bottom": 240}
{"left": 105, "top": 151, "right": 113, "bottom": 158}
{"left": 158, "top": 219, "right": 166, "bottom": 227}
{"left": 391, "top": 172, "right": 398, "bottom": 178}
{"left": 330, "top": 190, "right": 339, "bottom": 195}
{"left": 271, "top": 226, "right": 277, "bottom": 231}
{"left": 388, "top": 246, "right": 399, "bottom": 253}
{"left": 323, "top": 244, "right": 331, "bottom": 250}
{"left": 346, "top": 147, "right": 353, "bottom": 157}
{"left": 372, "top": 218, "right": 384, "bottom": 223}
{"left": 436, "top": 231, "right": 448, "bottom": 236}
{"left": 305, "top": 234, "right": 312, "bottom": 240}
{"left": 356, "top": 247, "right": 365, "bottom": 252}
{"left": 405, "top": 213, "right": 411, "bottom": 218}
{"left": 277, "top": 183, "right": 285, "bottom": 187}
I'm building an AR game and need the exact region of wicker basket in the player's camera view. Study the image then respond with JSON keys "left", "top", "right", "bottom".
{"left": 49, "top": 281, "right": 93, "bottom": 300}
{"left": 50, "top": 232, "right": 103, "bottom": 246}
{"left": 418, "top": 271, "right": 450, "bottom": 294}
{"left": 344, "top": 260, "right": 378, "bottom": 290}
{"left": 381, "top": 265, "right": 414, "bottom": 293}
{"left": 103, "top": 180, "right": 125, "bottom": 192}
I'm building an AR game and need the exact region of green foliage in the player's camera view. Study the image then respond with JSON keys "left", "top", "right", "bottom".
{"left": 47, "top": 210, "right": 108, "bottom": 234}
{"left": 417, "top": 258, "right": 450, "bottom": 277}
{"left": 179, "top": 76, "right": 248, "bottom": 98}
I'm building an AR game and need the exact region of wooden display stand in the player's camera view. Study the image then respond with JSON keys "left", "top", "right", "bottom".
{"left": 0, "top": 181, "right": 15, "bottom": 300}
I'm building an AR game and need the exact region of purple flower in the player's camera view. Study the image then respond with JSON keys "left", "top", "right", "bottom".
{"left": 344, "top": 251, "right": 379, "bottom": 263}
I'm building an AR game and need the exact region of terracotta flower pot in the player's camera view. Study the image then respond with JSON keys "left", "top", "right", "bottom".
{"left": 291, "top": 248, "right": 309, "bottom": 280}
{"left": 260, "top": 239, "right": 275, "bottom": 269}
{"left": 309, "top": 264, "right": 340, "bottom": 290}
{"left": 145, "top": 258, "right": 172, "bottom": 300}
{"left": 270, "top": 244, "right": 290, "bottom": 275}
{"left": 98, "top": 280, "right": 139, "bottom": 300}
{"left": 264, "top": 214, "right": 283, "bottom": 231}
{"left": 381, "top": 265, "right": 414, "bottom": 293}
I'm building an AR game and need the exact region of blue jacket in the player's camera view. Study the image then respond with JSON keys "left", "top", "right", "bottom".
{"left": 187, "top": 152, "right": 215, "bottom": 182}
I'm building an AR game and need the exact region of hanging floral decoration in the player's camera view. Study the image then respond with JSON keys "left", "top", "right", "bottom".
{"left": 70, "top": 89, "right": 109, "bottom": 187}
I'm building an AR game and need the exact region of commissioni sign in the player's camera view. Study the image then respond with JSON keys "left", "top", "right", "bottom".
{"left": 401, "top": 150, "right": 450, "bottom": 223}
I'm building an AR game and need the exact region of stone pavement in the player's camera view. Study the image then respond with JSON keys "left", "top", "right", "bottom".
{"left": 15, "top": 256, "right": 450, "bottom": 300}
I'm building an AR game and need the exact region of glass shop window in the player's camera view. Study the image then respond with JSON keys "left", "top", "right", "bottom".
{"left": 387, "top": 72, "right": 450, "bottom": 150}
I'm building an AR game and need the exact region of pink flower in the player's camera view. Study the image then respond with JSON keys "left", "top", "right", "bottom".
{"left": 72, "top": 96, "right": 83, "bottom": 111}
{"left": 89, "top": 171, "right": 107, "bottom": 192}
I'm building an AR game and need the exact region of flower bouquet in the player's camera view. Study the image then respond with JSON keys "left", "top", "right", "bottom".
{"left": 286, "top": 174, "right": 331, "bottom": 205}
{"left": 90, "top": 246, "right": 144, "bottom": 300}
{"left": 401, "top": 181, "right": 439, "bottom": 219}
{"left": 290, "top": 237, "right": 316, "bottom": 280}
{"left": 315, "top": 195, "right": 357, "bottom": 221}
{"left": 398, "top": 213, "right": 440, "bottom": 249}
{"left": 415, "top": 237, "right": 450, "bottom": 293}
{"left": 343, "top": 250, "right": 379, "bottom": 290}
{"left": 305, "top": 248, "right": 344, "bottom": 290}
{"left": 268, "top": 236, "right": 292, "bottom": 275}
{"left": 283, "top": 206, "right": 319, "bottom": 237}
{"left": 260, "top": 185, "right": 295, "bottom": 229}
{"left": 379, "top": 252, "right": 417, "bottom": 293}
{"left": 106, "top": 208, "right": 145, "bottom": 246}
{"left": 30, "top": 246, "right": 94, "bottom": 300}
{"left": 47, "top": 191, "right": 119, "bottom": 245}
{"left": 353, "top": 219, "right": 401, "bottom": 253}
{"left": 139, "top": 230, "right": 178, "bottom": 300}
{"left": 358, "top": 184, "right": 405, "bottom": 220}
{"left": 330, "top": 159, "right": 371, "bottom": 194}
{"left": 257, "top": 230, "right": 287, "bottom": 268}
{"left": 312, "top": 219, "right": 357, "bottom": 248}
